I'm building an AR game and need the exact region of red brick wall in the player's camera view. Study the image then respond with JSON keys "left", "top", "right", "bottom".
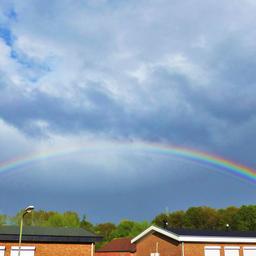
{"left": 135, "top": 233, "right": 181, "bottom": 256}
{"left": 0, "top": 242, "right": 93, "bottom": 256}
{"left": 135, "top": 233, "right": 256, "bottom": 256}
{"left": 95, "top": 251, "right": 135, "bottom": 256}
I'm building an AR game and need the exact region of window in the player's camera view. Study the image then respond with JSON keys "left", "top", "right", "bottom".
{"left": 205, "top": 246, "right": 221, "bottom": 256}
{"left": 0, "top": 246, "right": 5, "bottom": 256}
{"left": 224, "top": 246, "right": 240, "bottom": 256}
{"left": 243, "top": 247, "right": 256, "bottom": 256}
{"left": 11, "top": 246, "right": 35, "bottom": 256}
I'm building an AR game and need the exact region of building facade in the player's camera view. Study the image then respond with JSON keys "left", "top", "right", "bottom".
{"left": 0, "top": 226, "right": 102, "bottom": 256}
{"left": 132, "top": 226, "right": 256, "bottom": 256}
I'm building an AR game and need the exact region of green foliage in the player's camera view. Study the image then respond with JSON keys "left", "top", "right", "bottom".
{"left": 3, "top": 204, "right": 256, "bottom": 249}
{"left": 184, "top": 206, "right": 219, "bottom": 230}
{"left": 233, "top": 205, "right": 256, "bottom": 231}
{"left": 11, "top": 210, "right": 81, "bottom": 228}
{"left": 152, "top": 211, "right": 185, "bottom": 228}
{"left": 110, "top": 220, "right": 150, "bottom": 238}
{"left": 80, "top": 215, "right": 95, "bottom": 232}
{"left": 94, "top": 222, "right": 116, "bottom": 241}
{"left": 152, "top": 213, "right": 169, "bottom": 227}
{"left": 169, "top": 211, "right": 185, "bottom": 228}
{"left": 153, "top": 206, "right": 256, "bottom": 231}
{"left": 111, "top": 220, "right": 136, "bottom": 237}
{"left": 217, "top": 206, "right": 239, "bottom": 230}
{"left": 63, "top": 211, "right": 80, "bottom": 227}
{"left": 0, "top": 214, "right": 7, "bottom": 226}
{"left": 47, "top": 213, "right": 65, "bottom": 227}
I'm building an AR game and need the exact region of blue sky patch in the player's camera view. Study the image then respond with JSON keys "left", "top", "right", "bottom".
{"left": 0, "top": 25, "right": 14, "bottom": 46}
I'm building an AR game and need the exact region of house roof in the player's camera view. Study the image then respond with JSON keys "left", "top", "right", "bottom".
{"left": 97, "top": 238, "right": 136, "bottom": 253}
{"left": 166, "top": 227, "right": 256, "bottom": 238}
{"left": 0, "top": 226, "right": 102, "bottom": 243}
{"left": 131, "top": 225, "right": 256, "bottom": 244}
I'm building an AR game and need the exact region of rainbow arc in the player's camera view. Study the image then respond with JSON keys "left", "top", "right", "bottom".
{"left": 0, "top": 141, "right": 255, "bottom": 183}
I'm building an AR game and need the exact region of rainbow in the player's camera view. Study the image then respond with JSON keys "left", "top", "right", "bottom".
{"left": 0, "top": 141, "right": 255, "bottom": 183}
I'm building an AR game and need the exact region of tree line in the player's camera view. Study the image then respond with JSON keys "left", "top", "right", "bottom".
{"left": 0, "top": 205, "right": 256, "bottom": 248}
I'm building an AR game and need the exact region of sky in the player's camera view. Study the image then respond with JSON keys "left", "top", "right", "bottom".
{"left": 0, "top": 0, "right": 256, "bottom": 223}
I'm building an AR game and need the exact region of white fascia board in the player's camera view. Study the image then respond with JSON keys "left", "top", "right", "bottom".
{"left": 0, "top": 246, "right": 5, "bottom": 250}
{"left": 131, "top": 225, "right": 180, "bottom": 243}
{"left": 243, "top": 247, "right": 256, "bottom": 250}
{"left": 180, "top": 236, "right": 256, "bottom": 243}
{"left": 11, "top": 246, "right": 35, "bottom": 250}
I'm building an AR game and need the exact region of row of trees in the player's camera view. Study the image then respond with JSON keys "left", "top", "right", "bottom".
{"left": 0, "top": 205, "right": 256, "bottom": 248}
{"left": 152, "top": 205, "right": 256, "bottom": 231}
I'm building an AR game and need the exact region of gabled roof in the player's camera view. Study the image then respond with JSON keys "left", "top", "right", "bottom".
{"left": 0, "top": 226, "right": 102, "bottom": 243}
{"left": 97, "top": 238, "right": 136, "bottom": 253}
{"left": 131, "top": 225, "right": 256, "bottom": 244}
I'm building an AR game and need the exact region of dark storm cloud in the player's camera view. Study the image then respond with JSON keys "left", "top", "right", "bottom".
{"left": 0, "top": 0, "right": 256, "bottom": 221}
{"left": 0, "top": 0, "right": 255, "bottom": 147}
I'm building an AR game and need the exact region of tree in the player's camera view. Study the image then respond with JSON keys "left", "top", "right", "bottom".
{"left": 80, "top": 215, "right": 94, "bottom": 232}
{"left": 63, "top": 211, "right": 80, "bottom": 227}
{"left": 217, "top": 206, "right": 239, "bottom": 230}
{"left": 233, "top": 205, "right": 256, "bottom": 231}
{"left": 0, "top": 214, "right": 7, "bottom": 226}
{"left": 111, "top": 220, "right": 135, "bottom": 238}
{"left": 110, "top": 220, "right": 150, "bottom": 238}
{"left": 47, "top": 213, "right": 65, "bottom": 227}
{"left": 95, "top": 222, "right": 116, "bottom": 241}
{"left": 184, "top": 207, "right": 218, "bottom": 230}
{"left": 128, "top": 221, "right": 150, "bottom": 237}
{"left": 152, "top": 213, "right": 170, "bottom": 228}
{"left": 168, "top": 211, "right": 185, "bottom": 228}
{"left": 94, "top": 222, "right": 116, "bottom": 249}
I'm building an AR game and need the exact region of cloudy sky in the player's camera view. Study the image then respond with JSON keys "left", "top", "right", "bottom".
{"left": 0, "top": 0, "right": 256, "bottom": 223}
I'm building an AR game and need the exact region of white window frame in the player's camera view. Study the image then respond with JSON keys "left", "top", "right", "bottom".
{"left": 11, "top": 246, "right": 35, "bottom": 256}
{"left": 0, "top": 246, "right": 5, "bottom": 256}
{"left": 205, "top": 247, "right": 221, "bottom": 250}
{"left": 205, "top": 246, "right": 221, "bottom": 256}
{"left": 151, "top": 253, "right": 160, "bottom": 256}
{"left": 243, "top": 246, "right": 256, "bottom": 256}
{"left": 224, "top": 246, "right": 240, "bottom": 256}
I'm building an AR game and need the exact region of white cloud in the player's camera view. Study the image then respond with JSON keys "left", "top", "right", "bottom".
{"left": 0, "top": 0, "right": 255, "bottom": 157}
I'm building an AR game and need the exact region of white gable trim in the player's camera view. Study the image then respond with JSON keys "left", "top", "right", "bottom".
{"left": 131, "top": 225, "right": 179, "bottom": 243}
{"left": 131, "top": 225, "right": 256, "bottom": 244}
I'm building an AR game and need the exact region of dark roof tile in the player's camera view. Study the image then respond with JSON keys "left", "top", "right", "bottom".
{"left": 0, "top": 226, "right": 102, "bottom": 243}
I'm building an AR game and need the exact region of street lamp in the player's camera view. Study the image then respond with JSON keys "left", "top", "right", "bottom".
{"left": 18, "top": 206, "right": 35, "bottom": 256}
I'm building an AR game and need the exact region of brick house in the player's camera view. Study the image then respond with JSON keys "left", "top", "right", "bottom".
{"left": 96, "top": 238, "right": 136, "bottom": 256}
{"left": 131, "top": 225, "right": 256, "bottom": 256}
{"left": 0, "top": 226, "right": 101, "bottom": 256}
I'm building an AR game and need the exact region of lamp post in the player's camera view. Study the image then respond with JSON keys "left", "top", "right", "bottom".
{"left": 18, "top": 206, "right": 34, "bottom": 256}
